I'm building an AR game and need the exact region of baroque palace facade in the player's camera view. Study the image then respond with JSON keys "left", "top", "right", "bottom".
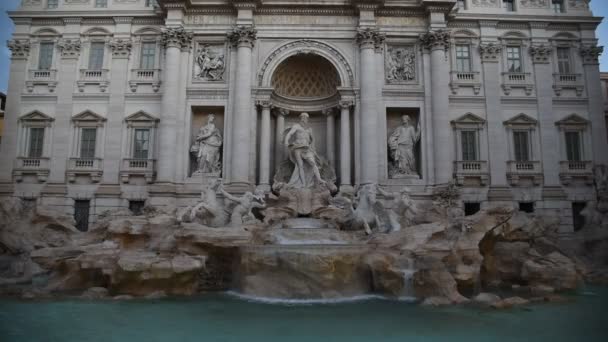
{"left": 1, "top": 0, "right": 607, "bottom": 233}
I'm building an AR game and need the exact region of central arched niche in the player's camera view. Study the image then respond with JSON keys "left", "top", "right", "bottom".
{"left": 271, "top": 54, "right": 340, "bottom": 99}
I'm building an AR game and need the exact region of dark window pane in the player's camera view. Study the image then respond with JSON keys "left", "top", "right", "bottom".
{"left": 464, "top": 202, "right": 481, "bottom": 216}
{"left": 38, "top": 42, "right": 54, "bottom": 70}
{"left": 80, "top": 128, "right": 97, "bottom": 159}
{"left": 133, "top": 129, "right": 150, "bottom": 159}
{"left": 89, "top": 42, "right": 105, "bottom": 70}
{"left": 572, "top": 202, "right": 586, "bottom": 232}
{"left": 74, "top": 200, "right": 90, "bottom": 232}
{"left": 565, "top": 131, "right": 581, "bottom": 161}
{"left": 461, "top": 131, "right": 477, "bottom": 161}
{"left": 513, "top": 131, "right": 530, "bottom": 161}
{"left": 28, "top": 127, "right": 45, "bottom": 158}
{"left": 140, "top": 42, "right": 156, "bottom": 69}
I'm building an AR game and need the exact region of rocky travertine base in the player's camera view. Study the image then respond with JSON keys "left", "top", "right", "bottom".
{"left": 0, "top": 197, "right": 605, "bottom": 306}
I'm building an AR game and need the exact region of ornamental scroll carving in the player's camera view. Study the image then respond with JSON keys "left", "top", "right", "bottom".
{"left": 568, "top": 0, "right": 589, "bottom": 10}
{"left": 385, "top": 46, "right": 416, "bottom": 83}
{"left": 529, "top": 45, "right": 553, "bottom": 64}
{"left": 228, "top": 26, "right": 257, "bottom": 48}
{"left": 7, "top": 40, "right": 30, "bottom": 58}
{"left": 580, "top": 45, "right": 603, "bottom": 64}
{"left": 57, "top": 39, "right": 81, "bottom": 58}
{"left": 109, "top": 39, "right": 132, "bottom": 58}
{"left": 161, "top": 27, "right": 193, "bottom": 50}
{"left": 471, "top": 0, "right": 499, "bottom": 8}
{"left": 419, "top": 30, "right": 451, "bottom": 52}
{"left": 194, "top": 45, "right": 226, "bottom": 81}
{"left": 479, "top": 43, "right": 502, "bottom": 62}
{"left": 520, "top": 0, "right": 548, "bottom": 8}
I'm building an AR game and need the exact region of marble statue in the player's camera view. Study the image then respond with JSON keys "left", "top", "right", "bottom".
{"left": 283, "top": 113, "right": 326, "bottom": 189}
{"left": 195, "top": 45, "right": 225, "bottom": 81}
{"left": 191, "top": 115, "right": 223, "bottom": 174}
{"left": 388, "top": 115, "right": 421, "bottom": 177}
{"left": 177, "top": 179, "right": 227, "bottom": 227}
{"left": 220, "top": 185, "right": 266, "bottom": 226}
{"left": 386, "top": 47, "right": 416, "bottom": 82}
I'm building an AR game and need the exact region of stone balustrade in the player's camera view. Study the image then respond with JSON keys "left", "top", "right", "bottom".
{"left": 129, "top": 69, "right": 161, "bottom": 93}
{"left": 453, "top": 160, "right": 489, "bottom": 186}
{"left": 506, "top": 160, "right": 543, "bottom": 186}
{"left": 67, "top": 158, "right": 103, "bottom": 183}
{"left": 559, "top": 160, "right": 594, "bottom": 185}
{"left": 120, "top": 158, "right": 156, "bottom": 184}
{"left": 552, "top": 73, "right": 584, "bottom": 96}
{"left": 12, "top": 157, "right": 50, "bottom": 183}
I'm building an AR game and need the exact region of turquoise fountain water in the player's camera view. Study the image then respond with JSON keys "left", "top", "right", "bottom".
{"left": 1, "top": 287, "right": 607, "bottom": 342}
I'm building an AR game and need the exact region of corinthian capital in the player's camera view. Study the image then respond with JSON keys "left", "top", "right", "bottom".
{"left": 57, "top": 39, "right": 81, "bottom": 58}
{"left": 109, "top": 38, "right": 133, "bottom": 58}
{"left": 356, "top": 28, "right": 384, "bottom": 50}
{"left": 580, "top": 44, "right": 603, "bottom": 65}
{"left": 529, "top": 44, "right": 553, "bottom": 64}
{"left": 162, "top": 27, "right": 193, "bottom": 50}
{"left": 228, "top": 25, "right": 257, "bottom": 49}
{"left": 478, "top": 42, "right": 502, "bottom": 63}
{"left": 7, "top": 39, "right": 30, "bottom": 59}
{"left": 419, "top": 30, "right": 451, "bottom": 52}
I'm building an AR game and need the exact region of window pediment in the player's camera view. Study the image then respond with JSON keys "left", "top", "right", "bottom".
{"left": 504, "top": 113, "right": 538, "bottom": 128}
{"left": 72, "top": 110, "right": 106, "bottom": 127}
{"left": 125, "top": 110, "right": 159, "bottom": 128}
{"left": 556, "top": 114, "right": 588, "bottom": 130}
{"left": 19, "top": 110, "right": 55, "bottom": 123}
{"left": 451, "top": 113, "right": 486, "bottom": 129}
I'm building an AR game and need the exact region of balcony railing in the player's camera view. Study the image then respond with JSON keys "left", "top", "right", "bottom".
{"left": 559, "top": 160, "right": 594, "bottom": 185}
{"left": 120, "top": 158, "right": 156, "bottom": 183}
{"left": 449, "top": 71, "right": 481, "bottom": 95}
{"left": 77, "top": 69, "right": 110, "bottom": 92}
{"left": 501, "top": 72, "right": 533, "bottom": 95}
{"left": 26, "top": 69, "right": 58, "bottom": 93}
{"left": 129, "top": 69, "right": 161, "bottom": 92}
{"left": 553, "top": 73, "right": 584, "bottom": 96}
{"left": 507, "top": 160, "right": 543, "bottom": 186}
{"left": 12, "top": 157, "right": 50, "bottom": 182}
{"left": 453, "top": 160, "right": 489, "bottom": 186}
{"left": 67, "top": 157, "right": 103, "bottom": 182}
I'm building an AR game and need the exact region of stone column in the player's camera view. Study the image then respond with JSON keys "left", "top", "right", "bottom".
{"left": 158, "top": 27, "right": 191, "bottom": 183}
{"left": 274, "top": 108, "right": 289, "bottom": 166}
{"left": 530, "top": 44, "right": 561, "bottom": 186}
{"left": 580, "top": 44, "right": 608, "bottom": 164}
{"left": 257, "top": 99, "right": 272, "bottom": 190}
{"left": 322, "top": 108, "right": 336, "bottom": 167}
{"left": 420, "top": 30, "right": 452, "bottom": 185}
{"left": 356, "top": 28, "right": 383, "bottom": 185}
{"left": 227, "top": 26, "right": 257, "bottom": 189}
{"left": 104, "top": 37, "right": 133, "bottom": 184}
{"left": 339, "top": 100, "right": 353, "bottom": 190}
{"left": 49, "top": 38, "right": 82, "bottom": 183}
{"left": 0, "top": 40, "right": 30, "bottom": 182}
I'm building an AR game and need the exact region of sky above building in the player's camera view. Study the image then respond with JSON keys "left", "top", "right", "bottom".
{"left": 0, "top": 0, "right": 607, "bottom": 93}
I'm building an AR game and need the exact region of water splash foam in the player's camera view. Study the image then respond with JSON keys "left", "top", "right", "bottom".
{"left": 225, "top": 291, "right": 416, "bottom": 305}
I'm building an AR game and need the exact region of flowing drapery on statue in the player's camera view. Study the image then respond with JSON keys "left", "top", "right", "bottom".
{"left": 191, "top": 114, "right": 223, "bottom": 174}
{"left": 388, "top": 115, "right": 421, "bottom": 177}
{"left": 283, "top": 113, "right": 326, "bottom": 189}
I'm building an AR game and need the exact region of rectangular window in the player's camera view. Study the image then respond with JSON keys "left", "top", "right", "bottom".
{"left": 506, "top": 46, "right": 522, "bottom": 73}
{"left": 80, "top": 128, "right": 97, "bottom": 159}
{"left": 88, "top": 42, "right": 105, "bottom": 70}
{"left": 47, "top": 0, "right": 58, "bottom": 9}
{"left": 552, "top": 0, "right": 564, "bottom": 13}
{"left": 572, "top": 202, "right": 586, "bottom": 232}
{"left": 565, "top": 131, "right": 582, "bottom": 162}
{"left": 95, "top": 0, "right": 108, "bottom": 8}
{"left": 28, "top": 127, "right": 45, "bottom": 158}
{"left": 464, "top": 202, "right": 481, "bottom": 216}
{"left": 557, "top": 47, "right": 572, "bottom": 74}
{"left": 513, "top": 131, "right": 530, "bottom": 162}
{"left": 140, "top": 42, "right": 156, "bottom": 70}
{"left": 461, "top": 130, "right": 477, "bottom": 161}
{"left": 503, "top": 0, "right": 515, "bottom": 11}
{"left": 38, "top": 42, "right": 54, "bottom": 70}
{"left": 129, "top": 200, "right": 146, "bottom": 216}
{"left": 519, "top": 202, "right": 535, "bottom": 213}
{"left": 133, "top": 129, "right": 150, "bottom": 159}
{"left": 74, "top": 200, "right": 90, "bottom": 232}
{"left": 455, "top": 45, "right": 471, "bottom": 72}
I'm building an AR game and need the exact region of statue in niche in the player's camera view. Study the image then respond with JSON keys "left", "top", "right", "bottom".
{"left": 388, "top": 115, "right": 421, "bottom": 177}
{"left": 283, "top": 112, "right": 326, "bottom": 189}
{"left": 191, "top": 114, "right": 222, "bottom": 174}
{"left": 386, "top": 47, "right": 416, "bottom": 83}
{"left": 195, "top": 45, "right": 225, "bottom": 81}
{"left": 219, "top": 184, "right": 266, "bottom": 227}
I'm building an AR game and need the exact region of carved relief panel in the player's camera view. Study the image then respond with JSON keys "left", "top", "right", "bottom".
{"left": 193, "top": 43, "right": 226, "bottom": 82}
{"left": 385, "top": 45, "right": 416, "bottom": 84}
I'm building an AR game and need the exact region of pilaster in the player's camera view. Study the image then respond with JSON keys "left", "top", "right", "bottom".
{"left": 580, "top": 44, "right": 608, "bottom": 164}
